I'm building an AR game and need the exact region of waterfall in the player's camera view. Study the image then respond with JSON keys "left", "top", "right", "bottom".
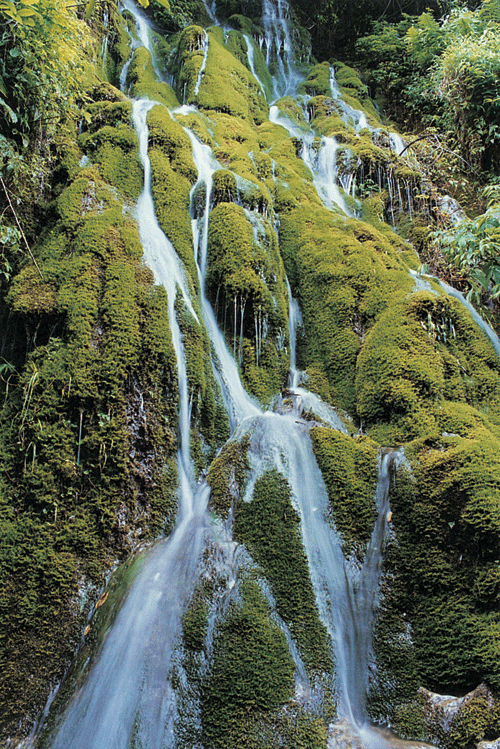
{"left": 286, "top": 278, "right": 302, "bottom": 388}
{"left": 180, "top": 125, "right": 261, "bottom": 430}
{"left": 36, "top": 3, "right": 412, "bottom": 748}
{"left": 43, "top": 97, "right": 215, "bottom": 749}
{"left": 269, "top": 105, "right": 351, "bottom": 215}
{"left": 261, "top": 0, "right": 302, "bottom": 98}
{"left": 193, "top": 31, "right": 209, "bottom": 96}
{"left": 241, "top": 410, "right": 400, "bottom": 740}
{"left": 438, "top": 279, "right": 500, "bottom": 360}
{"left": 243, "top": 33, "right": 267, "bottom": 96}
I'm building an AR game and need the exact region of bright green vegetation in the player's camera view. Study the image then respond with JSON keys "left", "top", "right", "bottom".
{"left": 127, "top": 47, "right": 180, "bottom": 107}
{"left": 201, "top": 576, "right": 305, "bottom": 749}
{"left": 356, "top": 4, "right": 500, "bottom": 176}
{"left": 2, "top": 0, "right": 500, "bottom": 744}
{"left": 234, "top": 470, "right": 332, "bottom": 674}
{"left": 206, "top": 434, "right": 249, "bottom": 518}
{"left": 310, "top": 429, "right": 379, "bottom": 556}
{"left": 432, "top": 184, "right": 500, "bottom": 308}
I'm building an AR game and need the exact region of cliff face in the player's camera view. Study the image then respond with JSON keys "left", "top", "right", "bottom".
{"left": 1, "top": 1, "right": 500, "bottom": 747}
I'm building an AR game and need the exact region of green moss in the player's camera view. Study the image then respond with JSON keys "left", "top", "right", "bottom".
{"left": 310, "top": 428, "right": 379, "bottom": 555}
{"left": 206, "top": 202, "right": 289, "bottom": 403}
{"left": 355, "top": 295, "right": 445, "bottom": 442}
{"left": 201, "top": 576, "right": 295, "bottom": 749}
{"left": 182, "top": 595, "right": 209, "bottom": 651}
{"left": 190, "top": 29, "right": 268, "bottom": 124}
{"left": 211, "top": 169, "right": 238, "bottom": 206}
{"left": 383, "top": 424, "right": 500, "bottom": 697}
{"left": 207, "top": 434, "right": 249, "bottom": 519}
{"left": 175, "top": 293, "right": 230, "bottom": 471}
{"left": 297, "top": 61, "right": 333, "bottom": 97}
{"left": 447, "top": 691, "right": 500, "bottom": 749}
{"left": 334, "top": 62, "right": 369, "bottom": 98}
{"left": 147, "top": 104, "right": 197, "bottom": 182}
{"left": 79, "top": 123, "right": 143, "bottom": 200}
{"left": 247, "top": 705, "right": 328, "bottom": 749}
{"left": 126, "top": 47, "right": 179, "bottom": 108}
{"left": 234, "top": 470, "right": 332, "bottom": 674}
{"left": 0, "top": 131, "right": 182, "bottom": 739}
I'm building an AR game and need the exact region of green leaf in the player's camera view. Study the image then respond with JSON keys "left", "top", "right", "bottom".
{"left": 84, "top": 0, "right": 96, "bottom": 21}
{"left": 0, "top": 95, "right": 18, "bottom": 123}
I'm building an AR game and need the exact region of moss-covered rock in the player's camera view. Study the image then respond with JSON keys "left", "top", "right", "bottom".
{"left": 234, "top": 470, "right": 332, "bottom": 674}
{"left": 310, "top": 428, "right": 379, "bottom": 555}
{"left": 201, "top": 576, "right": 296, "bottom": 749}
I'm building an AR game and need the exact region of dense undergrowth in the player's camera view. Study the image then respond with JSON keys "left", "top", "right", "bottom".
{"left": 1, "top": 0, "right": 500, "bottom": 746}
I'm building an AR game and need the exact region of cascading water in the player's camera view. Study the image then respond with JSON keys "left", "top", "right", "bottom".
{"left": 286, "top": 278, "right": 302, "bottom": 388}
{"left": 42, "top": 94, "right": 215, "bottom": 749}
{"left": 269, "top": 105, "right": 351, "bottom": 215}
{"left": 240, "top": 411, "right": 401, "bottom": 738}
{"left": 261, "top": 0, "right": 303, "bottom": 99}
{"left": 243, "top": 33, "right": 267, "bottom": 96}
{"left": 438, "top": 279, "right": 500, "bottom": 359}
{"left": 193, "top": 31, "right": 209, "bottom": 96}
{"left": 180, "top": 122, "right": 261, "bottom": 429}
{"left": 35, "top": 3, "right": 417, "bottom": 747}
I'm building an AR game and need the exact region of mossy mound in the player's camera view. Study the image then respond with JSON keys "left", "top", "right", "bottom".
{"left": 310, "top": 429, "right": 379, "bottom": 556}
{"left": 207, "top": 434, "right": 250, "bottom": 519}
{"left": 234, "top": 469, "right": 332, "bottom": 674}
{"left": 126, "top": 46, "right": 179, "bottom": 108}
{"left": 79, "top": 120, "right": 143, "bottom": 200}
{"left": 356, "top": 289, "right": 500, "bottom": 443}
{"left": 193, "top": 29, "right": 268, "bottom": 124}
{"left": 373, "top": 419, "right": 500, "bottom": 711}
{"left": 201, "top": 576, "right": 296, "bottom": 749}
{"left": 206, "top": 202, "right": 289, "bottom": 403}
{"left": 279, "top": 196, "right": 413, "bottom": 416}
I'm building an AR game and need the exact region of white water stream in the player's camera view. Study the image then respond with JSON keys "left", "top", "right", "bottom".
{"left": 243, "top": 33, "right": 267, "bottom": 95}
{"left": 269, "top": 104, "right": 351, "bottom": 214}
{"left": 242, "top": 411, "right": 401, "bottom": 734}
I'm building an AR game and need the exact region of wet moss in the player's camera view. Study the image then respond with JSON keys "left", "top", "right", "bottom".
{"left": 297, "top": 61, "right": 332, "bottom": 98}
{"left": 127, "top": 47, "right": 179, "bottom": 108}
{"left": 79, "top": 122, "right": 143, "bottom": 200}
{"left": 381, "top": 421, "right": 500, "bottom": 700}
{"left": 207, "top": 434, "right": 250, "bottom": 519}
{"left": 0, "top": 129, "right": 181, "bottom": 738}
{"left": 310, "top": 428, "right": 379, "bottom": 555}
{"left": 147, "top": 104, "right": 197, "bottom": 182}
{"left": 355, "top": 295, "right": 444, "bottom": 443}
{"left": 211, "top": 169, "right": 238, "bottom": 206}
{"left": 206, "top": 202, "right": 288, "bottom": 403}
{"left": 193, "top": 29, "right": 268, "bottom": 124}
{"left": 201, "top": 576, "right": 296, "bottom": 749}
{"left": 234, "top": 470, "right": 332, "bottom": 674}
